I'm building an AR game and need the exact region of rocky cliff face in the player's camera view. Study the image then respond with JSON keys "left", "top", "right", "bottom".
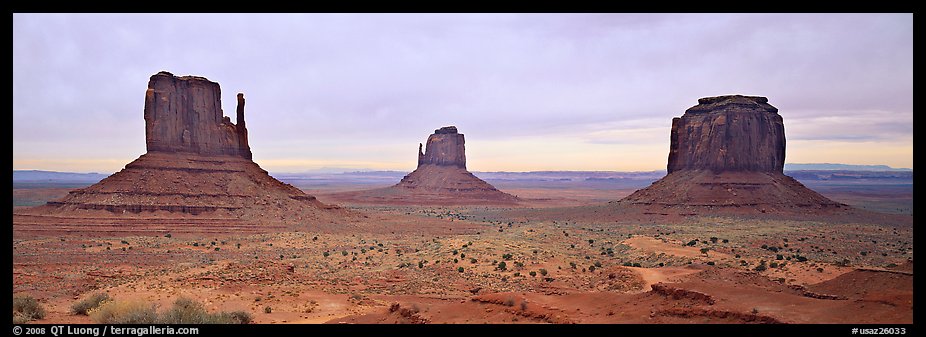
{"left": 667, "top": 95, "right": 785, "bottom": 174}
{"left": 20, "top": 71, "right": 347, "bottom": 225}
{"left": 144, "top": 71, "right": 251, "bottom": 159}
{"left": 329, "top": 125, "right": 518, "bottom": 205}
{"left": 621, "top": 95, "right": 844, "bottom": 215}
{"left": 417, "top": 126, "right": 467, "bottom": 169}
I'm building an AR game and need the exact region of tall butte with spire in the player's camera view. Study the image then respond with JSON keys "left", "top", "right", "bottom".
{"left": 330, "top": 126, "right": 519, "bottom": 205}
{"left": 619, "top": 95, "right": 845, "bottom": 214}
{"left": 14, "top": 71, "right": 347, "bottom": 233}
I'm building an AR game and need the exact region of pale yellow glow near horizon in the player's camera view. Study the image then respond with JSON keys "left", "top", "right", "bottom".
{"left": 13, "top": 138, "right": 913, "bottom": 173}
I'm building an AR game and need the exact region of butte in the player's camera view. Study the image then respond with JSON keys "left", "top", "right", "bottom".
{"left": 14, "top": 71, "right": 348, "bottom": 235}
{"left": 328, "top": 126, "right": 520, "bottom": 205}
{"left": 618, "top": 95, "right": 849, "bottom": 216}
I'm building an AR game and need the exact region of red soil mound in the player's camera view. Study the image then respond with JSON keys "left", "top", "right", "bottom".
{"left": 620, "top": 170, "right": 846, "bottom": 214}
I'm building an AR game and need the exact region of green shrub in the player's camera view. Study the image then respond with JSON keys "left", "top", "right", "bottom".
{"left": 497, "top": 261, "right": 507, "bottom": 271}
{"left": 539, "top": 269, "right": 548, "bottom": 276}
{"left": 529, "top": 271, "right": 537, "bottom": 277}
{"left": 457, "top": 267, "right": 464, "bottom": 273}
{"left": 13, "top": 295, "right": 46, "bottom": 321}
{"left": 72, "top": 292, "right": 111, "bottom": 315}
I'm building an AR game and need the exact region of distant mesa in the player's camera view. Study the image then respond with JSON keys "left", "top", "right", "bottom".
{"left": 620, "top": 95, "right": 846, "bottom": 214}
{"left": 14, "top": 71, "right": 348, "bottom": 232}
{"left": 325, "top": 126, "right": 520, "bottom": 205}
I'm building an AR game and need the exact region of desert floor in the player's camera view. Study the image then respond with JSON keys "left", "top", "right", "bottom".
{"left": 12, "top": 184, "right": 913, "bottom": 324}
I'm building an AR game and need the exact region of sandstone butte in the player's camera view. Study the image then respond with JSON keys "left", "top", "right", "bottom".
{"left": 14, "top": 71, "right": 349, "bottom": 231}
{"left": 331, "top": 126, "right": 520, "bottom": 206}
{"left": 620, "top": 95, "right": 847, "bottom": 214}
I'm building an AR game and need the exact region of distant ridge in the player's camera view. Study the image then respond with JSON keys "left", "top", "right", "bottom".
{"left": 13, "top": 170, "right": 109, "bottom": 183}
{"left": 785, "top": 163, "right": 912, "bottom": 171}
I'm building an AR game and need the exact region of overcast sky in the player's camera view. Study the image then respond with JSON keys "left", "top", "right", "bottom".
{"left": 13, "top": 13, "right": 913, "bottom": 173}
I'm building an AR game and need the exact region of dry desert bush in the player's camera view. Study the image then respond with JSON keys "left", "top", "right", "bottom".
{"left": 71, "top": 292, "right": 111, "bottom": 315}
{"left": 88, "top": 297, "right": 251, "bottom": 324}
{"left": 13, "top": 295, "right": 46, "bottom": 323}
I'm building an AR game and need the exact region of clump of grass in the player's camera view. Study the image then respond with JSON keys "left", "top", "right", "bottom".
{"left": 90, "top": 300, "right": 158, "bottom": 324}
{"left": 503, "top": 297, "right": 515, "bottom": 307}
{"left": 13, "top": 295, "right": 46, "bottom": 322}
{"left": 90, "top": 297, "right": 250, "bottom": 324}
{"left": 159, "top": 297, "right": 248, "bottom": 324}
{"left": 12, "top": 315, "right": 29, "bottom": 324}
{"left": 217, "top": 311, "right": 252, "bottom": 324}
{"left": 72, "top": 292, "right": 111, "bottom": 315}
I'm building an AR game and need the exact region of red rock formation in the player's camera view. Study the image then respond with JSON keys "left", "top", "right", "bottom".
{"left": 622, "top": 95, "right": 845, "bottom": 214}
{"left": 144, "top": 71, "right": 251, "bottom": 159}
{"left": 417, "top": 126, "right": 466, "bottom": 169}
{"left": 326, "top": 126, "right": 519, "bottom": 205}
{"left": 667, "top": 95, "right": 785, "bottom": 173}
{"left": 16, "top": 71, "right": 347, "bottom": 226}
{"left": 235, "top": 93, "right": 253, "bottom": 160}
